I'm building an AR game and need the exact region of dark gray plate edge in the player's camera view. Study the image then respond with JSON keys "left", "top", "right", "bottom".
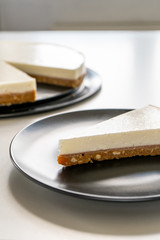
{"left": 0, "top": 68, "right": 102, "bottom": 118}
{"left": 9, "top": 108, "right": 160, "bottom": 203}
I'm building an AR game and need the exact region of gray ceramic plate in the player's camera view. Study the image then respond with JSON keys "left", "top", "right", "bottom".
{"left": 10, "top": 109, "right": 160, "bottom": 202}
{"left": 0, "top": 68, "right": 101, "bottom": 118}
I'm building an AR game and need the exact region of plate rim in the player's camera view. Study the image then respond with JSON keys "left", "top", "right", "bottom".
{"left": 10, "top": 108, "right": 160, "bottom": 203}
{"left": 0, "top": 68, "right": 102, "bottom": 118}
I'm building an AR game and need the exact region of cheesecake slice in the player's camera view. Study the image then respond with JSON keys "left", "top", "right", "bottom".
{"left": 58, "top": 105, "right": 160, "bottom": 166}
{"left": 0, "top": 41, "right": 86, "bottom": 88}
{"left": 0, "top": 61, "right": 36, "bottom": 106}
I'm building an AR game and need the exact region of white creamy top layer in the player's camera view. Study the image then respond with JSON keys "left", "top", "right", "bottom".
{"left": 0, "top": 61, "right": 36, "bottom": 94}
{"left": 59, "top": 105, "right": 160, "bottom": 154}
{"left": 0, "top": 41, "right": 86, "bottom": 79}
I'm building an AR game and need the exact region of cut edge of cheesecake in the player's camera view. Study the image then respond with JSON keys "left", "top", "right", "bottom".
{"left": 57, "top": 145, "right": 160, "bottom": 166}
{"left": 0, "top": 61, "right": 36, "bottom": 106}
{"left": 57, "top": 105, "right": 160, "bottom": 166}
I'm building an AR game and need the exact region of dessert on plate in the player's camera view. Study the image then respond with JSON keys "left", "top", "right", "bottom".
{"left": 0, "top": 61, "right": 36, "bottom": 106}
{"left": 57, "top": 105, "right": 160, "bottom": 166}
{"left": 0, "top": 41, "right": 86, "bottom": 88}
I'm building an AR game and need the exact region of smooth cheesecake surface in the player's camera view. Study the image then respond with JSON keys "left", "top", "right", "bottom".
{"left": 59, "top": 105, "right": 160, "bottom": 155}
{"left": 0, "top": 41, "right": 86, "bottom": 80}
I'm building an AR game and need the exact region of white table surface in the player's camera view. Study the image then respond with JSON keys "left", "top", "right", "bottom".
{"left": 1, "top": 30, "right": 160, "bottom": 240}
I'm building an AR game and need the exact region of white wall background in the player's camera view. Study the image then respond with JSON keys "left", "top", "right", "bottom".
{"left": 1, "top": 0, "right": 160, "bottom": 30}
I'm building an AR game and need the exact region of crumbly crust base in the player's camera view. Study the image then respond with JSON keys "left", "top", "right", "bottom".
{"left": 57, "top": 145, "right": 160, "bottom": 166}
{"left": 0, "top": 90, "right": 36, "bottom": 106}
{"left": 30, "top": 73, "right": 85, "bottom": 88}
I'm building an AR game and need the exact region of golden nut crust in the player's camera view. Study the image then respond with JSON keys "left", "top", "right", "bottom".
{"left": 0, "top": 90, "right": 36, "bottom": 106}
{"left": 57, "top": 145, "right": 160, "bottom": 166}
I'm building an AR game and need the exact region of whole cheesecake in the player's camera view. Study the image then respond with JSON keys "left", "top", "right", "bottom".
{"left": 0, "top": 61, "right": 36, "bottom": 105}
{"left": 58, "top": 105, "right": 160, "bottom": 166}
{"left": 0, "top": 41, "right": 86, "bottom": 88}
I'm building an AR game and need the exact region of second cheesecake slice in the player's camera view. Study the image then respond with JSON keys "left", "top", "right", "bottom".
{"left": 58, "top": 105, "right": 160, "bottom": 166}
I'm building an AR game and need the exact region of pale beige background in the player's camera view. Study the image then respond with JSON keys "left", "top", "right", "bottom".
{"left": 1, "top": 0, "right": 160, "bottom": 30}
